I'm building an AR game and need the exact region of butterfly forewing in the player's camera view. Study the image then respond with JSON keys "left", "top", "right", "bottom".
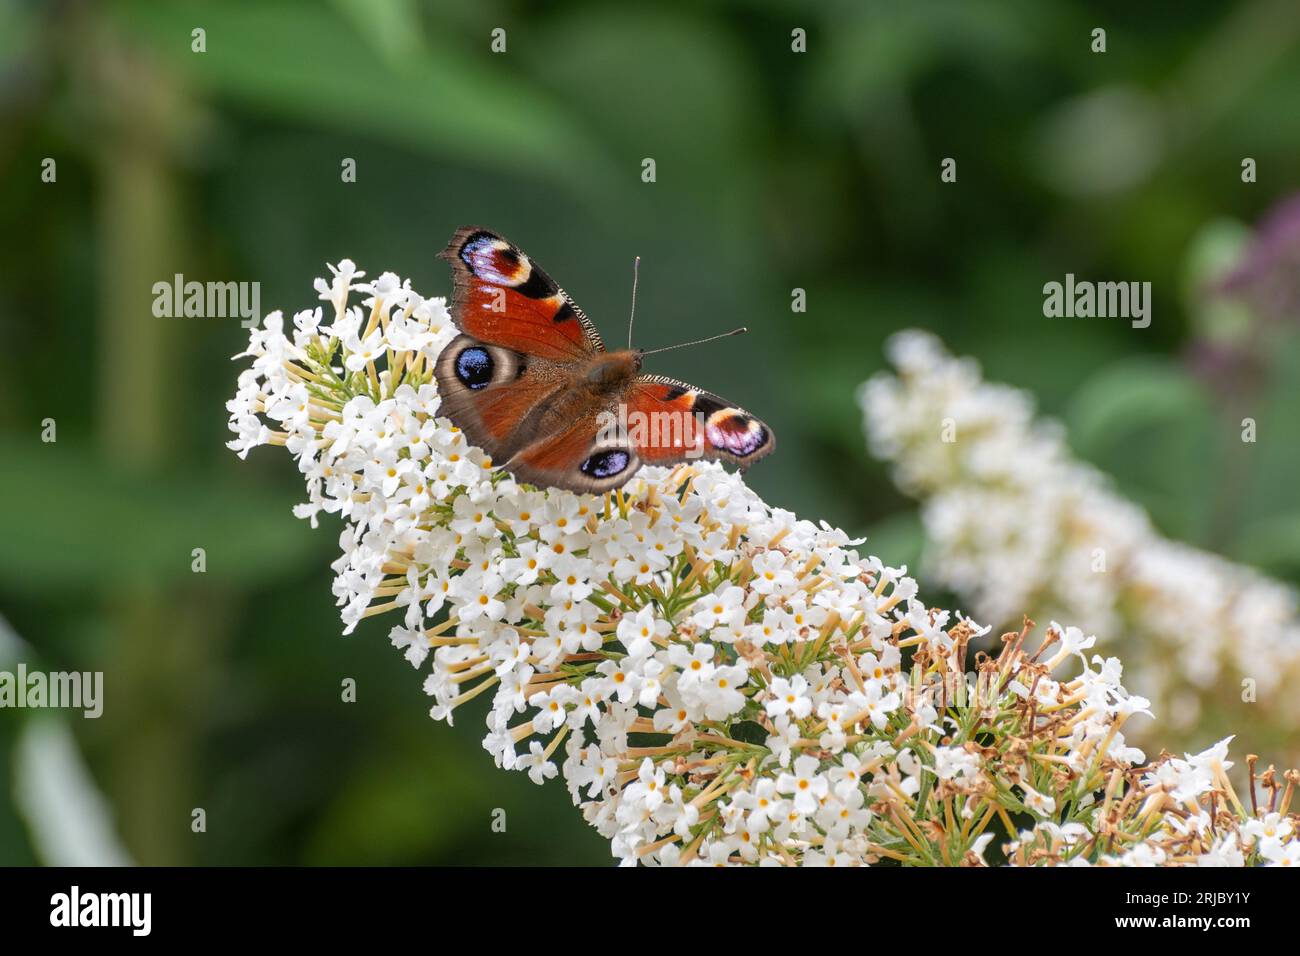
{"left": 438, "top": 226, "right": 604, "bottom": 360}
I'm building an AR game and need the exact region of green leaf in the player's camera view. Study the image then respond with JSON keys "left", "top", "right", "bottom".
{"left": 1066, "top": 359, "right": 1207, "bottom": 457}
{"left": 863, "top": 510, "right": 925, "bottom": 574}
{"left": 112, "top": 0, "right": 617, "bottom": 193}
{"left": 302, "top": 741, "right": 481, "bottom": 865}
{"left": 1234, "top": 513, "right": 1300, "bottom": 579}
{"left": 0, "top": 439, "right": 319, "bottom": 593}
{"left": 1065, "top": 359, "right": 1216, "bottom": 540}
{"left": 329, "top": 0, "right": 424, "bottom": 66}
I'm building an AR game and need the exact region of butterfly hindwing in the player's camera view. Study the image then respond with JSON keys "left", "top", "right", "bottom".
{"left": 503, "top": 406, "right": 640, "bottom": 495}
{"left": 626, "top": 375, "right": 774, "bottom": 468}
{"left": 438, "top": 226, "right": 604, "bottom": 362}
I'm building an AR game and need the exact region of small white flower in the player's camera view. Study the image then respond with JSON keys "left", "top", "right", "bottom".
{"left": 931, "top": 745, "right": 982, "bottom": 782}
{"left": 765, "top": 675, "right": 813, "bottom": 720}
{"left": 616, "top": 605, "right": 669, "bottom": 658}
{"left": 777, "top": 755, "right": 829, "bottom": 816}
{"left": 1019, "top": 783, "right": 1056, "bottom": 818}
{"left": 690, "top": 585, "right": 747, "bottom": 632}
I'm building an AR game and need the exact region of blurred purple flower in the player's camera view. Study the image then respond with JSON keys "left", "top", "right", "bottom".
{"left": 1219, "top": 193, "right": 1300, "bottom": 324}
{"left": 1185, "top": 338, "right": 1264, "bottom": 397}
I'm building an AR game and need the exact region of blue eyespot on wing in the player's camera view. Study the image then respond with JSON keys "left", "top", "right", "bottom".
{"left": 580, "top": 448, "right": 632, "bottom": 480}
{"left": 455, "top": 346, "right": 494, "bottom": 390}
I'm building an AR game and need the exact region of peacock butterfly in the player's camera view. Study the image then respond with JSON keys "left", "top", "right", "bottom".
{"left": 433, "top": 226, "right": 774, "bottom": 493}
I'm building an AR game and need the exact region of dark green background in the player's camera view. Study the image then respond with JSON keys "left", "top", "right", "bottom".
{"left": 2, "top": 0, "right": 1298, "bottom": 864}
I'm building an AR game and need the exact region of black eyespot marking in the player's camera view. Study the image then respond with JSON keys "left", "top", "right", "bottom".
{"left": 693, "top": 394, "right": 726, "bottom": 417}
{"left": 705, "top": 411, "right": 769, "bottom": 457}
{"left": 580, "top": 448, "right": 632, "bottom": 480}
{"left": 515, "top": 269, "right": 557, "bottom": 299}
{"left": 455, "top": 346, "right": 494, "bottom": 390}
{"left": 553, "top": 301, "right": 576, "bottom": 324}
{"left": 661, "top": 384, "right": 689, "bottom": 401}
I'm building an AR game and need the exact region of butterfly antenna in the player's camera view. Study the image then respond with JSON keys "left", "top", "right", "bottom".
{"left": 638, "top": 327, "right": 748, "bottom": 356}
{"left": 627, "top": 255, "right": 641, "bottom": 349}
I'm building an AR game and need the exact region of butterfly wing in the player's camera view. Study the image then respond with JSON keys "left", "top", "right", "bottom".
{"left": 495, "top": 375, "right": 774, "bottom": 493}
{"left": 435, "top": 226, "right": 606, "bottom": 464}
{"left": 501, "top": 404, "right": 639, "bottom": 495}
{"left": 438, "top": 226, "right": 604, "bottom": 362}
{"left": 626, "top": 375, "right": 774, "bottom": 468}
{"left": 433, "top": 334, "right": 562, "bottom": 462}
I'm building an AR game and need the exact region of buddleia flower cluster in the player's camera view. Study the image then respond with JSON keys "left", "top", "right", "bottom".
{"left": 226, "top": 263, "right": 1300, "bottom": 866}
{"left": 861, "top": 331, "right": 1300, "bottom": 762}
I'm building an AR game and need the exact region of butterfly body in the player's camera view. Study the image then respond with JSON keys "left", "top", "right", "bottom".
{"left": 434, "top": 227, "right": 773, "bottom": 493}
{"left": 580, "top": 350, "right": 643, "bottom": 393}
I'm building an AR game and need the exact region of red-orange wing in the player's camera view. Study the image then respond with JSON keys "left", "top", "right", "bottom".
{"left": 504, "top": 408, "right": 639, "bottom": 495}
{"left": 626, "top": 376, "right": 774, "bottom": 467}
{"left": 438, "top": 226, "right": 603, "bottom": 363}
{"left": 433, "top": 335, "right": 565, "bottom": 462}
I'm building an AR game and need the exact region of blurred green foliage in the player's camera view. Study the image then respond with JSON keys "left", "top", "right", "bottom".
{"left": 1, "top": 0, "right": 1299, "bottom": 864}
